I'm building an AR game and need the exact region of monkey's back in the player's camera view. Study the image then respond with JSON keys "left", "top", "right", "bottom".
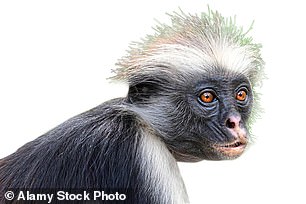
{"left": 0, "top": 98, "right": 153, "bottom": 203}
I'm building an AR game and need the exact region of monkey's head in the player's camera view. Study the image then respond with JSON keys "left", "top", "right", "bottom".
{"left": 114, "top": 10, "right": 264, "bottom": 162}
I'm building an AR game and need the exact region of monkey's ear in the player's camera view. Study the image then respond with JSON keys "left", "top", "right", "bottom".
{"left": 127, "top": 81, "right": 161, "bottom": 104}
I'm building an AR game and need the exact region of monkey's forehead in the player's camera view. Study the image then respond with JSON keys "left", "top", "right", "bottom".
{"left": 113, "top": 9, "right": 264, "bottom": 88}
{"left": 125, "top": 43, "right": 256, "bottom": 73}
{"left": 115, "top": 43, "right": 262, "bottom": 87}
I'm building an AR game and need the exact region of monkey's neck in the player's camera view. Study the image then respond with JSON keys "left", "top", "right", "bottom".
{"left": 139, "top": 130, "right": 189, "bottom": 204}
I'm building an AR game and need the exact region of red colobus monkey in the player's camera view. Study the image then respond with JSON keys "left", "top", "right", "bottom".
{"left": 0, "top": 9, "right": 264, "bottom": 204}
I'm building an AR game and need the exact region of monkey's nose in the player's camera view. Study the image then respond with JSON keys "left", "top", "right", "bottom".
{"left": 225, "top": 115, "right": 241, "bottom": 129}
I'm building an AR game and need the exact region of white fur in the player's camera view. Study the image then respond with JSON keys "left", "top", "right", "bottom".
{"left": 127, "top": 42, "right": 254, "bottom": 77}
{"left": 212, "top": 41, "right": 254, "bottom": 73}
{"left": 140, "top": 130, "right": 189, "bottom": 204}
{"left": 115, "top": 11, "right": 263, "bottom": 86}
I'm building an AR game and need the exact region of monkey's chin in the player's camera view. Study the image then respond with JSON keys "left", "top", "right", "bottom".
{"left": 213, "top": 139, "right": 248, "bottom": 159}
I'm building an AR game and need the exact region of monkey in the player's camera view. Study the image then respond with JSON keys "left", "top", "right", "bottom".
{"left": 0, "top": 9, "right": 264, "bottom": 204}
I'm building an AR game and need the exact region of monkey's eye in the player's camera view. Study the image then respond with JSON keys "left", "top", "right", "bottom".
{"left": 199, "top": 91, "right": 216, "bottom": 103}
{"left": 236, "top": 89, "right": 248, "bottom": 101}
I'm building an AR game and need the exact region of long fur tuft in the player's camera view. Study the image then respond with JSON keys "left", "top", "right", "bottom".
{"left": 113, "top": 8, "right": 264, "bottom": 88}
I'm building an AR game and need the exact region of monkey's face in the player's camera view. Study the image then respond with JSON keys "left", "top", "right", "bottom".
{"left": 166, "top": 71, "right": 253, "bottom": 162}
{"left": 129, "top": 69, "right": 254, "bottom": 162}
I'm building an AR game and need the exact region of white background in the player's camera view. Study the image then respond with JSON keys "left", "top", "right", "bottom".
{"left": 0, "top": 1, "right": 305, "bottom": 203}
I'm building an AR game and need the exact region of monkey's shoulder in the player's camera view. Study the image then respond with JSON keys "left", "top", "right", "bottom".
{"left": 0, "top": 98, "right": 143, "bottom": 189}
{"left": 48, "top": 97, "right": 140, "bottom": 140}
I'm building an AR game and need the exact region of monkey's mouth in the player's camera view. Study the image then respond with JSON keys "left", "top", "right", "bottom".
{"left": 213, "top": 138, "right": 247, "bottom": 158}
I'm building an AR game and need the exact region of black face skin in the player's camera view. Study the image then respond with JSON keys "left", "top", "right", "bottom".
{"left": 172, "top": 73, "right": 252, "bottom": 161}
{"left": 129, "top": 68, "right": 253, "bottom": 162}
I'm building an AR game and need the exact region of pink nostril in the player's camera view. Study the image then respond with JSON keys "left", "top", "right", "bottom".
{"left": 225, "top": 115, "right": 241, "bottom": 129}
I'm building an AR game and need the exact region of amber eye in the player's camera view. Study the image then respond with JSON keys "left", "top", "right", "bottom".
{"left": 200, "top": 92, "right": 215, "bottom": 103}
{"left": 236, "top": 89, "right": 247, "bottom": 101}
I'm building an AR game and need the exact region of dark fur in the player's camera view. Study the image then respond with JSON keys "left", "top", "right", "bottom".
{"left": 0, "top": 99, "right": 152, "bottom": 202}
